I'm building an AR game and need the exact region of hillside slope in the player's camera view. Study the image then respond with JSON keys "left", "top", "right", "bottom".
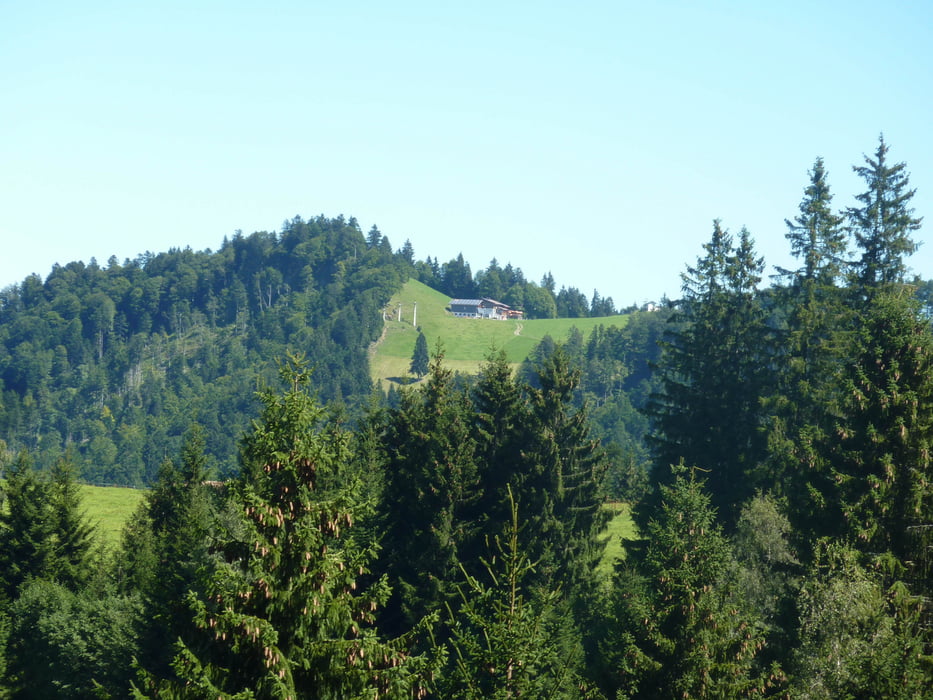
{"left": 370, "top": 279, "right": 628, "bottom": 387}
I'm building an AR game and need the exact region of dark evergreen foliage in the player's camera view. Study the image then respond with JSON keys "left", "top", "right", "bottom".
{"left": 766, "top": 159, "right": 853, "bottom": 529}
{"left": 47, "top": 456, "right": 97, "bottom": 591}
{"left": 646, "top": 223, "right": 773, "bottom": 528}
{"left": 810, "top": 290, "right": 933, "bottom": 565}
{"left": 127, "top": 425, "right": 219, "bottom": 680}
{"left": 0, "top": 453, "right": 55, "bottom": 598}
{"left": 601, "top": 465, "right": 778, "bottom": 699}
{"left": 436, "top": 488, "right": 595, "bottom": 699}
{"left": 409, "top": 329, "right": 429, "bottom": 378}
{"left": 776, "top": 156, "right": 848, "bottom": 287}
{"left": 378, "top": 350, "right": 480, "bottom": 634}
{"left": 848, "top": 135, "right": 922, "bottom": 292}
{"left": 522, "top": 347, "right": 610, "bottom": 592}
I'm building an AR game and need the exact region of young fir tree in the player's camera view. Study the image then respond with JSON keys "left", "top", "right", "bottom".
{"left": 136, "top": 355, "right": 430, "bottom": 699}
{"left": 604, "top": 465, "right": 778, "bottom": 699}
{"left": 647, "top": 223, "right": 772, "bottom": 529}
{"left": 464, "top": 347, "right": 607, "bottom": 682}
{"left": 436, "top": 488, "right": 594, "bottom": 700}
{"left": 460, "top": 350, "right": 533, "bottom": 581}
{"left": 847, "top": 135, "right": 923, "bottom": 293}
{"left": 47, "top": 455, "right": 97, "bottom": 591}
{"left": 128, "top": 425, "right": 218, "bottom": 680}
{"left": 409, "top": 330, "right": 429, "bottom": 379}
{"left": 0, "top": 452, "right": 54, "bottom": 599}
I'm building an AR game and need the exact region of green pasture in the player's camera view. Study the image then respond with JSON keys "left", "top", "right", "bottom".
{"left": 597, "top": 502, "right": 638, "bottom": 580}
{"left": 80, "top": 484, "right": 146, "bottom": 550}
{"left": 75, "top": 480, "right": 636, "bottom": 585}
{"left": 370, "top": 279, "right": 629, "bottom": 388}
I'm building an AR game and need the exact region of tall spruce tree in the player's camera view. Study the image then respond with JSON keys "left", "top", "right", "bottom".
{"left": 377, "top": 349, "right": 479, "bottom": 636}
{"left": 848, "top": 135, "right": 922, "bottom": 292}
{"left": 463, "top": 350, "right": 530, "bottom": 575}
{"left": 523, "top": 346, "right": 609, "bottom": 593}
{"left": 137, "top": 355, "right": 429, "bottom": 699}
{"left": 129, "top": 425, "right": 217, "bottom": 681}
{"left": 647, "top": 223, "right": 772, "bottom": 528}
{"left": 47, "top": 456, "right": 96, "bottom": 591}
{"left": 778, "top": 157, "right": 848, "bottom": 287}
{"left": 768, "top": 159, "right": 852, "bottom": 513}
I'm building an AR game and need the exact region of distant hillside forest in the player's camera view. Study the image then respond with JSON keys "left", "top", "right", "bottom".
{"left": 0, "top": 136, "right": 932, "bottom": 697}
{"left": 0, "top": 214, "right": 634, "bottom": 486}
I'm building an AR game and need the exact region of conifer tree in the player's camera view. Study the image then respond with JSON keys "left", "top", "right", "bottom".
{"left": 47, "top": 455, "right": 97, "bottom": 591}
{"left": 523, "top": 346, "right": 609, "bottom": 592}
{"left": 815, "top": 290, "right": 933, "bottom": 566}
{"left": 130, "top": 425, "right": 217, "bottom": 680}
{"left": 848, "top": 135, "right": 922, "bottom": 292}
{"left": 378, "top": 349, "right": 479, "bottom": 635}
{"left": 605, "top": 465, "right": 777, "bottom": 699}
{"left": 138, "top": 355, "right": 429, "bottom": 698}
{"left": 462, "top": 350, "right": 531, "bottom": 577}
{"left": 0, "top": 452, "right": 54, "bottom": 599}
{"left": 778, "top": 156, "right": 848, "bottom": 287}
{"left": 436, "top": 488, "right": 593, "bottom": 699}
{"left": 647, "top": 223, "right": 772, "bottom": 528}
{"left": 409, "top": 330, "right": 429, "bottom": 379}
{"left": 768, "top": 159, "right": 852, "bottom": 515}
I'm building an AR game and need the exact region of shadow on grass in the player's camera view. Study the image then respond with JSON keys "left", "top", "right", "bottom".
{"left": 387, "top": 376, "right": 425, "bottom": 385}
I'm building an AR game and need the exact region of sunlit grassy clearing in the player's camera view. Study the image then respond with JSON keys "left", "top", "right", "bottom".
{"left": 80, "top": 484, "right": 146, "bottom": 550}
{"left": 597, "top": 502, "right": 638, "bottom": 581}
{"left": 75, "top": 486, "right": 637, "bottom": 585}
{"left": 371, "top": 279, "right": 629, "bottom": 388}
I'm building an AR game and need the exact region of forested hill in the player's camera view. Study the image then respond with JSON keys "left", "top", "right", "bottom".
{"left": 0, "top": 214, "right": 628, "bottom": 486}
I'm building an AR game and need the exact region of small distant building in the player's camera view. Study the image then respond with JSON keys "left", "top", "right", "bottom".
{"left": 448, "top": 298, "right": 523, "bottom": 320}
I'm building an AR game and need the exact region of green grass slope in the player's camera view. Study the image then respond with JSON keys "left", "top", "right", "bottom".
{"left": 80, "top": 484, "right": 146, "bottom": 550}
{"left": 370, "top": 279, "right": 629, "bottom": 388}
{"left": 597, "top": 502, "right": 638, "bottom": 580}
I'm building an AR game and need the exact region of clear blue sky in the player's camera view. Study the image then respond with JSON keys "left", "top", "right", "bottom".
{"left": 3, "top": 1, "right": 932, "bottom": 305}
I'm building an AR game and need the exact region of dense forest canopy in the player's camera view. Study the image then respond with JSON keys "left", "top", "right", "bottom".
{"left": 0, "top": 136, "right": 932, "bottom": 697}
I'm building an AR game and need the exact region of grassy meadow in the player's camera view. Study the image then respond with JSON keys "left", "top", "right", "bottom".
{"left": 370, "top": 279, "right": 628, "bottom": 389}
{"left": 80, "top": 484, "right": 146, "bottom": 550}
{"left": 597, "top": 502, "right": 639, "bottom": 580}
{"left": 76, "top": 482, "right": 638, "bottom": 573}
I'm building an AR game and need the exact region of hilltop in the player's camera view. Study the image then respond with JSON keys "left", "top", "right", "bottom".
{"left": 370, "top": 279, "right": 629, "bottom": 388}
